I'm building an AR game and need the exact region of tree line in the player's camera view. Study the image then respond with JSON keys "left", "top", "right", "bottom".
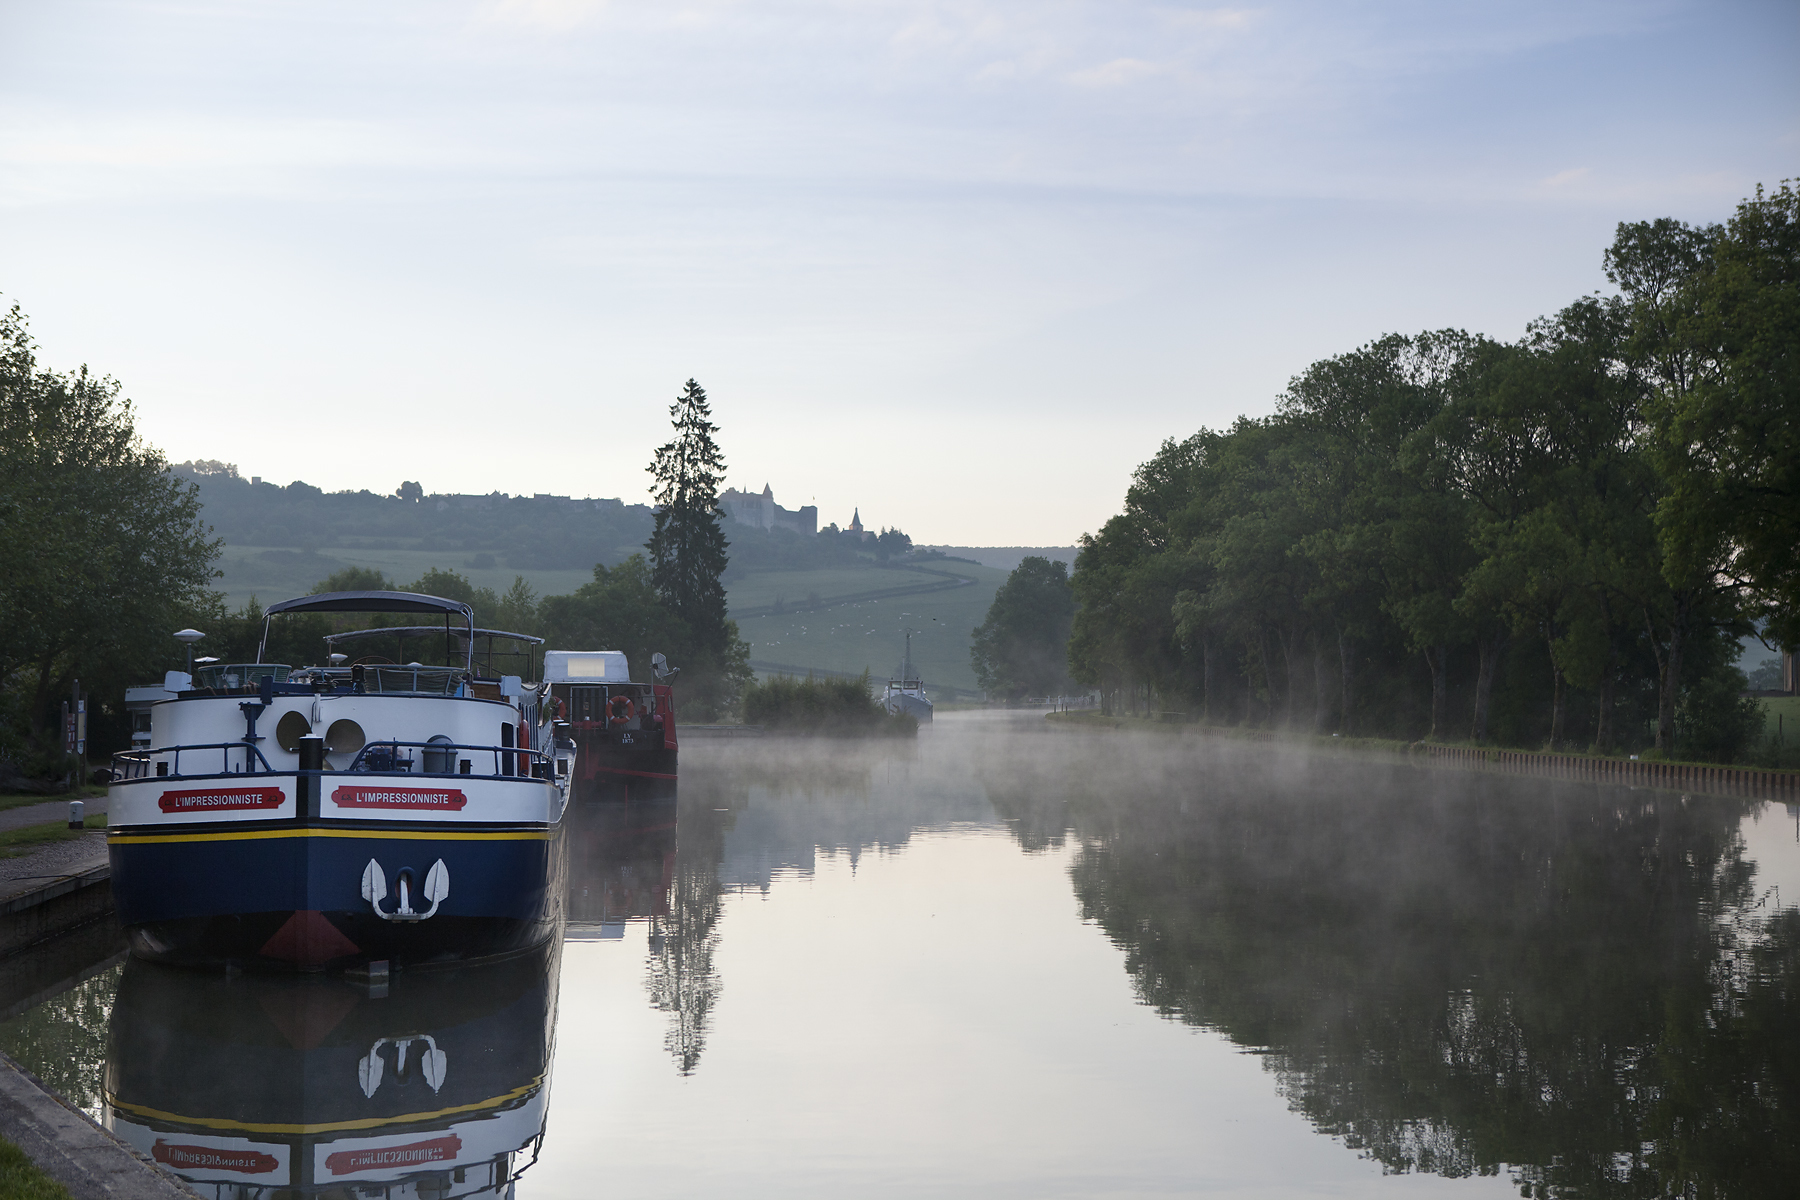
{"left": 1065, "top": 183, "right": 1796, "bottom": 764}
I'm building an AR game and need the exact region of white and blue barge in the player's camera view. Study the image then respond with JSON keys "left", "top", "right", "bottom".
{"left": 108, "top": 590, "right": 573, "bottom": 970}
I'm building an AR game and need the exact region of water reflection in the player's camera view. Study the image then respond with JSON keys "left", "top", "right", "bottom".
{"left": 0, "top": 719, "right": 1794, "bottom": 1198}
{"left": 987, "top": 750, "right": 1800, "bottom": 1198}
{"left": 565, "top": 793, "right": 726, "bottom": 1074}
{"left": 102, "top": 943, "right": 558, "bottom": 1198}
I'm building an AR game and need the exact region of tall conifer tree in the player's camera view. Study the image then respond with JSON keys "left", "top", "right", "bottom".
{"left": 646, "top": 379, "right": 731, "bottom": 652}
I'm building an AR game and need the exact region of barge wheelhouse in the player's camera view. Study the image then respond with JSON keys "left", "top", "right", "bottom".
{"left": 107, "top": 590, "right": 574, "bottom": 970}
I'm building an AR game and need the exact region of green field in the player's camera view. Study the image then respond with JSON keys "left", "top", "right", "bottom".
{"left": 723, "top": 564, "right": 955, "bottom": 611}
{"left": 734, "top": 562, "right": 1009, "bottom": 693}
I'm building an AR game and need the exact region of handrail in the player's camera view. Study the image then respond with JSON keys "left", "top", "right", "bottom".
{"left": 111, "top": 743, "right": 275, "bottom": 781}
{"left": 112, "top": 737, "right": 556, "bottom": 783}
{"left": 347, "top": 739, "right": 553, "bottom": 779}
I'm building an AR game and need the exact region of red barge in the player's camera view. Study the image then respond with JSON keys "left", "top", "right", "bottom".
{"left": 545, "top": 650, "right": 679, "bottom": 803}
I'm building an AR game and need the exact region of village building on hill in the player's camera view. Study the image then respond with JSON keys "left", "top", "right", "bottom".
{"left": 718, "top": 483, "right": 818, "bottom": 536}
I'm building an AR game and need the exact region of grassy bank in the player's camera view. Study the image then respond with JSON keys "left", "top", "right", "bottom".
{"left": 0, "top": 814, "right": 106, "bottom": 859}
{"left": 0, "top": 785, "right": 106, "bottom": 815}
{"left": 0, "top": 1135, "right": 73, "bottom": 1200}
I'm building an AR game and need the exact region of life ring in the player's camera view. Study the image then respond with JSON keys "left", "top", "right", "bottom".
{"left": 608, "top": 695, "right": 636, "bottom": 726}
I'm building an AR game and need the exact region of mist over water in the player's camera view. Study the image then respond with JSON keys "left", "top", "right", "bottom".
{"left": 4, "top": 712, "right": 1796, "bottom": 1197}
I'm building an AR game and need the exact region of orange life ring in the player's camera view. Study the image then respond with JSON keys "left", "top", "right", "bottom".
{"left": 608, "top": 695, "right": 636, "bottom": 726}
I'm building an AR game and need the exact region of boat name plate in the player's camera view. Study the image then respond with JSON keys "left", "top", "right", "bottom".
{"left": 331, "top": 786, "right": 468, "bottom": 811}
{"left": 158, "top": 787, "right": 285, "bottom": 813}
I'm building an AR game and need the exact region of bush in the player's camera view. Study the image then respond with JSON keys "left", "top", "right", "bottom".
{"left": 742, "top": 672, "right": 916, "bottom": 737}
{"left": 1675, "top": 665, "right": 1763, "bottom": 764}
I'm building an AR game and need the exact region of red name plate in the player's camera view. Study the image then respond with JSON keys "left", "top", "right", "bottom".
{"left": 153, "top": 1140, "right": 280, "bottom": 1175}
{"left": 331, "top": 786, "right": 467, "bottom": 811}
{"left": 326, "top": 1134, "right": 462, "bottom": 1176}
{"left": 158, "top": 788, "right": 285, "bottom": 813}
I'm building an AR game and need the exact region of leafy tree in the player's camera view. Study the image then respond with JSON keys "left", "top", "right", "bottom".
{"left": 314, "top": 565, "right": 391, "bottom": 592}
{"left": 971, "top": 556, "right": 1076, "bottom": 700}
{"left": 0, "top": 300, "right": 219, "bottom": 760}
{"left": 1647, "top": 181, "right": 1799, "bottom": 649}
{"left": 1606, "top": 214, "right": 1756, "bottom": 752}
{"left": 395, "top": 480, "right": 424, "bottom": 503}
{"left": 874, "top": 527, "right": 912, "bottom": 562}
{"left": 539, "top": 555, "right": 689, "bottom": 693}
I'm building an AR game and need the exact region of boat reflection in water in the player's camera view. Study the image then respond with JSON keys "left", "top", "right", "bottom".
{"left": 567, "top": 796, "right": 679, "bottom": 934}
{"left": 103, "top": 941, "right": 559, "bottom": 1199}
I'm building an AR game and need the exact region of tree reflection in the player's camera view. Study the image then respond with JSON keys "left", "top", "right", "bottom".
{"left": 644, "top": 784, "right": 733, "bottom": 1076}
{"left": 994, "top": 758, "right": 1799, "bottom": 1198}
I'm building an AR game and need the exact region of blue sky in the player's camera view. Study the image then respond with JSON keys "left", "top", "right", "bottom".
{"left": 1, "top": 0, "right": 1794, "bottom": 545}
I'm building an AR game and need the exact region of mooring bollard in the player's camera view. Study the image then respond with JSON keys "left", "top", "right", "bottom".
{"left": 68, "top": 799, "right": 85, "bottom": 829}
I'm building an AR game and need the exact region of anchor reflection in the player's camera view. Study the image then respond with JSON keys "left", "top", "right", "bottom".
{"left": 103, "top": 942, "right": 559, "bottom": 1199}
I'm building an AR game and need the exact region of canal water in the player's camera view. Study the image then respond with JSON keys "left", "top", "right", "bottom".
{"left": 2, "top": 712, "right": 1796, "bottom": 1198}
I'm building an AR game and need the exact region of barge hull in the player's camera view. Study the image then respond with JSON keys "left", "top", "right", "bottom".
{"left": 110, "top": 822, "right": 565, "bottom": 969}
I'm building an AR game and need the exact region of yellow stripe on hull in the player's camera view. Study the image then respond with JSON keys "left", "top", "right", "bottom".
{"left": 106, "top": 1078, "right": 543, "bottom": 1134}
{"left": 109, "top": 827, "right": 552, "bottom": 845}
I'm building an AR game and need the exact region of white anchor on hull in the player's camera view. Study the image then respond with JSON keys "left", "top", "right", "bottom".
{"left": 361, "top": 858, "right": 450, "bottom": 922}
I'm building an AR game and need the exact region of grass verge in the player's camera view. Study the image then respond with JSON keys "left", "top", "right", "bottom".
{"left": 0, "top": 786, "right": 106, "bottom": 816}
{"left": 0, "top": 814, "right": 107, "bottom": 859}
{"left": 0, "top": 1134, "right": 74, "bottom": 1200}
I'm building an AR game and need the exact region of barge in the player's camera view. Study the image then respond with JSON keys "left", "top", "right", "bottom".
{"left": 547, "top": 649, "right": 679, "bottom": 802}
{"left": 107, "top": 590, "right": 574, "bottom": 970}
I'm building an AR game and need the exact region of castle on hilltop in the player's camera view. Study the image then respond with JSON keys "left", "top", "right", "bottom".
{"left": 718, "top": 483, "right": 818, "bottom": 536}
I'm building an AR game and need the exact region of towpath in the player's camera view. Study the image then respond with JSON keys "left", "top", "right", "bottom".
{"left": 0, "top": 795, "right": 108, "bottom": 833}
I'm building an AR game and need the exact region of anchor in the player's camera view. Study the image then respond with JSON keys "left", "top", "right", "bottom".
{"left": 361, "top": 858, "right": 450, "bottom": 922}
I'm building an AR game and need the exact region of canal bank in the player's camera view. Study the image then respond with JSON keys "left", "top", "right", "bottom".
{"left": 1046, "top": 710, "right": 1800, "bottom": 801}
{"left": 0, "top": 809, "right": 194, "bottom": 1198}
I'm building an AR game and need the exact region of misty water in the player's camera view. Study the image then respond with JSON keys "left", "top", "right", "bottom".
{"left": 4, "top": 712, "right": 1798, "bottom": 1198}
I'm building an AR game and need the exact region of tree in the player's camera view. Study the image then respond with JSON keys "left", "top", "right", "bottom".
{"left": 0, "top": 300, "right": 220, "bottom": 759}
{"left": 1607, "top": 215, "right": 1757, "bottom": 752}
{"left": 874, "top": 527, "right": 912, "bottom": 561}
{"left": 539, "top": 555, "right": 689, "bottom": 683}
{"left": 971, "top": 557, "right": 1077, "bottom": 701}
{"left": 395, "top": 481, "right": 424, "bottom": 503}
{"left": 643, "top": 379, "right": 752, "bottom": 719}
{"left": 647, "top": 381, "right": 731, "bottom": 648}
{"left": 1649, "top": 181, "right": 1799, "bottom": 648}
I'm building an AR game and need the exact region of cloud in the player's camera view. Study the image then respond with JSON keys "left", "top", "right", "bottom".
{"left": 1540, "top": 167, "right": 1591, "bottom": 189}
{"left": 1068, "top": 57, "right": 1161, "bottom": 88}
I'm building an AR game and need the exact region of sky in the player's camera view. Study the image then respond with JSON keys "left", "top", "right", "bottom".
{"left": 1, "top": 1, "right": 1795, "bottom": 546}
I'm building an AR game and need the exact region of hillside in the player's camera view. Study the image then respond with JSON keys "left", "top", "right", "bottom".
{"left": 187, "top": 467, "right": 1011, "bottom": 696}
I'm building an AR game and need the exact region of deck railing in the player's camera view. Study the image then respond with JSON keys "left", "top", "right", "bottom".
{"left": 111, "top": 739, "right": 557, "bottom": 782}
{"left": 112, "top": 743, "right": 274, "bottom": 780}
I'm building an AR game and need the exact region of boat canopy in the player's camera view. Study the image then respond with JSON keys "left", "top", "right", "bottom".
{"left": 325, "top": 626, "right": 544, "bottom": 646}
{"left": 264, "top": 591, "right": 473, "bottom": 618}
{"left": 259, "top": 591, "right": 477, "bottom": 669}
{"left": 323, "top": 625, "right": 545, "bottom": 678}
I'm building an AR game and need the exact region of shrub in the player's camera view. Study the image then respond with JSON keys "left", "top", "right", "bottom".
{"left": 1675, "top": 665, "right": 1763, "bottom": 764}
{"left": 742, "top": 672, "right": 916, "bottom": 737}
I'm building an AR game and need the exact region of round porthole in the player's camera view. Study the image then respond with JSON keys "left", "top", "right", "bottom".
{"left": 325, "top": 719, "right": 366, "bottom": 756}
{"left": 275, "top": 711, "right": 312, "bottom": 753}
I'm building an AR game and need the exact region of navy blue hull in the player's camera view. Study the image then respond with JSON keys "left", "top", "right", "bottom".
{"left": 110, "top": 823, "right": 566, "bottom": 970}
